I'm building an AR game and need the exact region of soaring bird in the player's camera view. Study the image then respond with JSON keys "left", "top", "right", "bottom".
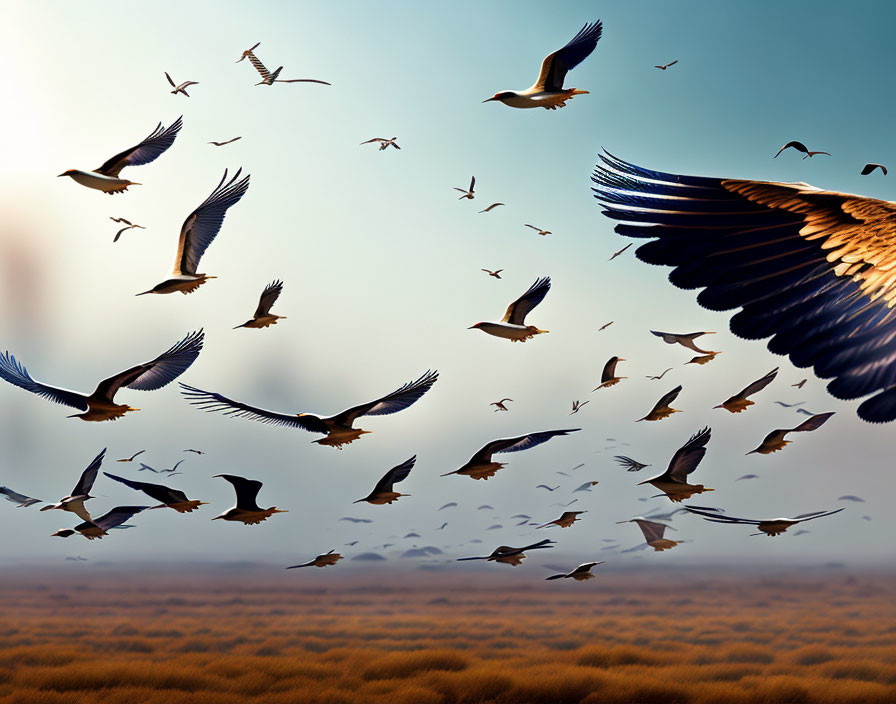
{"left": 212, "top": 474, "right": 286, "bottom": 525}
{"left": 286, "top": 550, "right": 343, "bottom": 569}
{"left": 361, "top": 137, "right": 400, "bottom": 151}
{"left": 638, "top": 427, "right": 713, "bottom": 502}
{"left": 138, "top": 463, "right": 159, "bottom": 473}
{"left": 685, "top": 505, "right": 844, "bottom": 536}
{"left": 490, "top": 398, "right": 513, "bottom": 412}
{"left": 591, "top": 151, "right": 896, "bottom": 423}
{"left": 616, "top": 518, "right": 680, "bottom": 551}
{"left": 861, "top": 163, "right": 887, "bottom": 176}
{"left": 524, "top": 224, "right": 552, "bottom": 236}
{"left": 715, "top": 368, "right": 778, "bottom": 413}
{"left": 546, "top": 561, "right": 603, "bottom": 581}
{"left": 747, "top": 412, "right": 835, "bottom": 455}
{"left": 479, "top": 202, "right": 505, "bottom": 213}
{"left": 637, "top": 385, "right": 683, "bottom": 421}
{"left": 234, "top": 280, "right": 286, "bottom": 329}
{"left": 483, "top": 20, "right": 602, "bottom": 109}
{"left": 469, "top": 276, "right": 550, "bottom": 342}
{"left": 209, "top": 137, "right": 242, "bottom": 147}
{"left": 737, "top": 474, "right": 760, "bottom": 481}
{"left": 837, "top": 495, "right": 865, "bottom": 503}
{"left": 137, "top": 169, "right": 250, "bottom": 295}
{"left": 52, "top": 506, "right": 149, "bottom": 539}
{"left": 573, "top": 481, "right": 599, "bottom": 492}
{"left": 0, "top": 486, "right": 41, "bottom": 507}
{"left": 773, "top": 141, "right": 830, "bottom": 159}
{"left": 594, "top": 356, "right": 626, "bottom": 390}
{"left": 454, "top": 176, "right": 475, "bottom": 200}
{"left": 686, "top": 352, "right": 721, "bottom": 365}
{"left": 165, "top": 72, "right": 198, "bottom": 96}
{"left": 598, "top": 321, "right": 614, "bottom": 331}
{"left": 792, "top": 379, "right": 808, "bottom": 389}
{"left": 40, "top": 450, "right": 106, "bottom": 522}
{"left": 482, "top": 268, "right": 503, "bottom": 279}
{"left": 184, "top": 449, "right": 205, "bottom": 455}
{"left": 116, "top": 450, "right": 145, "bottom": 463}
{"left": 536, "top": 484, "right": 559, "bottom": 492}
{"left": 536, "top": 511, "right": 585, "bottom": 529}
{"left": 613, "top": 455, "right": 650, "bottom": 472}
{"left": 241, "top": 49, "right": 330, "bottom": 86}
{"left": 457, "top": 539, "right": 554, "bottom": 566}
{"left": 774, "top": 401, "right": 805, "bottom": 408}
{"left": 58, "top": 116, "right": 182, "bottom": 193}
{"left": 438, "top": 502, "right": 457, "bottom": 511}
{"left": 650, "top": 330, "right": 716, "bottom": 354}
{"left": 109, "top": 217, "right": 145, "bottom": 242}
{"left": 646, "top": 368, "right": 673, "bottom": 380}
{"left": 103, "top": 472, "right": 206, "bottom": 513}
{"left": 0, "top": 331, "right": 202, "bottom": 422}
{"left": 654, "top": 60, "right": 679, "bottom": 70}
{"left": 608, "top": 243, "right": 632, "bottom": 260}
{"left": 180, "top": 370, "right": 438, "bottom": 448}
{"left": 442, "top": 429, "right": 580, "bottom": 480}
{"left": 570, "top": 400, "right": 589, "bottom": 414}
{"left": 354, "top": 456, "right": 415, "bottom": 505}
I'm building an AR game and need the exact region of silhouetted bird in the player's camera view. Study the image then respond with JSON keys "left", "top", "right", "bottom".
{"left": 52, "top": 506, "right": 149, "bottom": 539}
{"left": 103, "top": 472, "right": 206, "bottom": 512}
{"left": 457, "top": 539, "right": 555, "bottom": 565}
{"left": 212, "top": 474, "right": 286, "bottom": 525}
{"left": 684, "top": 505, "right": 844, "bottom": 536}
{"left": 442, "top": 429, "right": 580, "bottom": 480}
{"left": 594, "top": 356, "right": 626, "bottom": 390}
{"left": 536, "top": 511, "right": 585, "bottom": 528}
{"left": 470, "top": 276, "right": 551, "bottom": 342}
{"left": 286, "top": 550, "right": 343, "bottom": 569}
{"left": 616, "top": 518, "right": 680, "bottom": 551}
{"left": 637, "top": 385, "right": 682, "bottom": 421}
{"left": 714, "top": 368, "right": 778, "bottom": 413}
{"left": 0, "top": 486, "right": 41, "bottom": 507}
{"left": 234, "top": 280, "right": 286, "bottom": 329}
{"left": 748, "top": 412, "right": 835, "bottom": 454}
{"left": 773, "top": 141, "right": 830, "bottom": 159}
{"left": 860, "top": 163, "right": 887, "bottom": 176}
{"left": 638, "top": 427, "right": 713, "bottom": 502}
{"left": 354, "top": 456, "right": 415, "bottom": 505}
{"left": 614, "top": 455, "right": 650, "bottom": 472}
{"left": 650, "top": 330, "right": 716, "bottom": 354}
{"left": 546, "top": 562, "right": 603, "bottom": 580}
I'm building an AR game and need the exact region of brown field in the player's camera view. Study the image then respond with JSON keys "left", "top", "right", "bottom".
{"left": 0, "top": 567, "right": 894, "bottom": 704}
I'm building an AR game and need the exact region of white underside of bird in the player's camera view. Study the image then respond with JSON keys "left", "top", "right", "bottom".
{"left": 494, "top": 87, "right": 589, "bottom": 109}
{"left": 472, "top": 322, "right": 547, "bottom": 342}
{"left": 60, "top": 171, "right": 138, "bottom": 193}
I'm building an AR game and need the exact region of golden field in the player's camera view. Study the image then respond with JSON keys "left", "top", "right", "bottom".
{"left": 0, "top": 568, "right": 894, "bottom": 703}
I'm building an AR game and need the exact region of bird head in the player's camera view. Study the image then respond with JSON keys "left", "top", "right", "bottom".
{"left": 57, "top": 169, "right": 78, "bottom": 177}
{"left": 468, "top": 322, "right": 486, "bottom": 330}
{"left": 52, "top": 529, "right": 75, "bottom": 538}
{"left": 483, "top": 91, "right": 514, "bottom": 103}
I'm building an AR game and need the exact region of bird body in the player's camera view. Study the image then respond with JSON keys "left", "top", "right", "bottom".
{"left": 637, "top": 385, "right": 682, "bottom": 421}
{"left": 536, "top": 511, "right": 585, "bottom": 529}
{"left": 287, "top": 550, "right": 343, "bottom": 569}
{"left": 546, "top": 561, "right": 603, "bottom": 581}
{"left": 454, "top": 176, "right": 476, "bottom": 199}
{"left": 594, "top": 356, "right": 626, "bottom": 389}
{"left": 490, "top": 398, "right": 512, "bottom": 412}
{"left": 52, "top": 506, "right": 149, "bottom": 539}
{"left": 213, "top": 474, "right": 286, "bottom": 525}
{"left": 715, "top": 368, "right": 778, "bottom": 413}
{"left": 748, "top": 412, "right": 835, "bottom": 455}
{"left": 613, "top": 455, "right": 649, "bottom": 472}
{"left": 524, "top": 224, "right": 551, "bottom": 236}
{"left": 165, "top": 72, "right": 198, "bottom": 96}
{"left": 470, "top": 276, "right": 550, "bottom": 342}
{"left": 103, "top": 472, "right": 205, "bottom": 513}
{"left": 685, "top": 506, "right": 844, "bottom": 536}
{"left": 443, "top": 429, "right": 579, "bottom": 480}
{"left": 40, "top": 449, "right": 105, "bottom": 522}
{"left": 639, "top": 428, "right": 712, "bottom": 502}
{"left": 234, "top": 280, "right": 286, "bottom": 329}
{"left": 355, "top": 456, "right": 415, "bottom": 505}
{"left": 650, "top": 330, "right": 716, "bottom": 354}
{"left": 458, "top": 539, "right": 554, "bottom": 566}
{"left": 242, "top": 49, "right": 329, "bottom": 86}
{"left": 361, "top": 137, "right": 399, "bottom": 151}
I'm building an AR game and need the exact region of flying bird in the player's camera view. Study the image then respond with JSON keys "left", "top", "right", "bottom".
{"left": 536, "top": 511, "right": 585, "bottom": 528}
{"left": 616, "top": 518, "right": 680, "bottom": 551}
{"left": 837, "top": 495, "right": 865, "bottom": 503}
{"left": 354, "top": 456, "right": 415, "bottom": 505}
{"left": 650, "top": 330, "right": 716, "bottom": 354}
{"left": 209, "top": 137, "right": 242, "bottom": 147}
{"left": 235, "top": 42, "right": 261, "bottom": 63}
{"left": 234, "top": 280, "right": 286, "bottom": 329}
{"left": 442, "top": 429, "right": 580, "bottom": 480}
{"left": 598, "top": 321, "right": 614, "bottom": 331}
{"left": 160, "top": 460, "right": 185, "bottom": 474}
{"left": 116, "top": 450, "right": 146, "bottom": 463}
{"left": 646, "top": 368, "right": 673, "bottom": 380}
{"left": 0, "top": 486, "right": 41, "bottom": 507}
{"left": 58, "top": 116, "right": 182, "bottom": 193}
{"left": 638, "top": 427, "right": 713, "bottom": 502}
{"left": 483, "top": 20, "right": 602, "bottom": 109}
{"left": 546, "top": 562, "right": 603, "bottom": 581}
{"left": 41, "top": 447, "right": 105, "bottom": 524}
{"left": 747, "top": 412, "right": 835, "bottom": 455}
{"left": 457, "top": 539, "right": 554, "bottom": 566}
{"left": 109, "top": 217, "right": 145, "bottom": 243}
{"left": 137, "top": 169, "right": 250, "bottom": 295}
{"left": 52, "top": 506, "right": 149, "bottom": 539}
{"left": 0, "top": 331, "right": 203, "bottom": 421}
{"left": 684, "top": 505, "right": 844, "bottom": 536}
{"left": 361, "top": 137, "right": 400, "bottom": 151}
{"left": 184, "top": 449, "right": 205, "bottom": 455}
{"left": 478, "top": 203, "right": 505, "bottom": 213}
{"left": 714, "top": 368, "right": 778, "bottom": 413}
{"left": 524, "top": 224, "right": 551, "bottom": 236}
{"left": 686, "top": 352, "right": 721, "bottom": 365}
{"left": 482, "top": 269, "right": 503, "bottom": 279}
{"left": 138, "top": 463, "right": 159, "bottom": 473}
{"left": 286, "top": 550, "right": 343, "bottom": 569}
{"left": 570, "top": 400, "right": 589, "bottom": 414}
{"left": 861, "top": 163, "right": 887, "bottom": 176}
{"left": 241, "top": 49, "right": 330, "bottom": 86}
{"left": 212, "top": 475, "right": 287, "bottom": 525}
{"left": 608, "top": 243, "right": 632, "bottom": 260}
{"left": 180, "top": 370, "right": 438, "bottom": 448}
{"left": 594, "top": 356, "right": 626, "bottom": 390}
{"left": 637, "top": 385, "right": 683, "bottom": 422}
{"left": 654, "top": 60, "right": 679, "bottom": 70}
{"left": 469, "top": 276, "right": 550, "bottom": 342}
{"left": 774, "top": 401, "right": 805, "bottom": 408}
{"left": 573, "top": 481, "right": 599, "bottom": 492}
{"left": 103, "top": 472, "right": 206, "bottom": 513}
{"left": 773, "top": 141, "right": 830, "bottom": 159}
{"left": 454, "top": 176, "right": 476, "bottom": 200}
{"left": 164, "top": 72, "right": 198, "bottom": 96}
{"left": 339, "top": 517, "right": 372, "bottom": 524}
{"left": 613, "top": 455, "right": 650, "bottom": 472}
{"left": 736, "top": 474, "right": 760, "bottom": 481}
{"left": 438, "top": 503, "right": 457, "bottom": 511}
{"left": 536, "top": 484, "right": 559, "bottom": 492}
{"left": 792, "top": 379, "right": 808, "bottom": 389}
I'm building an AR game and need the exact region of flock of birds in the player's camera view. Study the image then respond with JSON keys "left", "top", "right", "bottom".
{"left": 2, "top": 17, "right": 890, "bottom": 578}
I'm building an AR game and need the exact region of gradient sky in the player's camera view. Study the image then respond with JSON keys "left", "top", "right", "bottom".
{"left": 0, "top": 1, "right": 894, "bottom": 568}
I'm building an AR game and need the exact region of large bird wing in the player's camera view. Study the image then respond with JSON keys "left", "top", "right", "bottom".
{"left": 92, "top": 506, "right": 150, "bottom": 530}
{"left": 103, "top": 472, "right": 188, "bottom": 504}
{"left": 601, "top": 357, "right": 618, "bottom": 382}
{"left": 96, "top": 116, "right": 183, "bottom": 176}
{"left": 789, "top": 411, "right": 835, "bottom": 433}
{"left": 91, "top": 331, "right": 204, "bottom": 402}
{"left": 371, "top": 456, "right": 416, "bottom": 495}
{"left": 613, "top": 455, "right": 646, "bottom": 472}
{"left": 664, "top": 427, "right": 711, "bottom": 482}
{"left": 173, "top": 169, "right": 250, "bottom": 275}
{"left": 591, "top": 152, "right": 896, "bottom": 423}
{"left": 331, "top": 370, "right": 439, "bottom": 425}
{"left": 533, "top": 20, "right": 602, "bottom": 91}
{"left": 216, "top": 474, "right": 263, "bottom": 511}
{"left": 648, "top": 385, "right": 682, "bottom": 414}
{"left": 179, "top": 383, "right": 329, "bottom": 433}
{"left": 246, "top": 52, "right": 272, "bottom": 80}
{"left": 71, "top": 448, "right": 106, "bottom": 497}
{"left": 633, "top": 519, "right": 672, "bottom": 542}
{"left": 792, "top": 508, "right": 844, "bottom": 522}
{"left": 0, "top": 486, "right": 38, "bottom": 504}
{"left": 470, "top": 429, "right": 580, "bottom": 463}
{"left": 735, "top": 368, "right": 779, "bottom": 400}
{"left": 254, "top": 280, "right": 283, "bottom": 317}
{"left": 502, "top": 277, "right": 551, "bottom": 325}
{"left": 0, "top": 352, "right": 89, "bottom": 410}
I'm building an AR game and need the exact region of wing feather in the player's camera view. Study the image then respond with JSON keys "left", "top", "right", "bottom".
{"left": 502, "top": 277, "right": 551, "bottom": 325}
{"left": 371, "top": 456, "right": 416, "bottom": 495}
{"left": 0, "top": 352, "right": 88, "bottom": 410}
{"left": 96, "top": 116, "right": 183, "bottom": 176}
{"left": 254, "top": 280, "right": 283, "bottom": 317}
{"left": 333, "top": 370, "right": 438, "bottom": 424}
{"left": 534, "top": 21, "right": 603, "bottom": 91}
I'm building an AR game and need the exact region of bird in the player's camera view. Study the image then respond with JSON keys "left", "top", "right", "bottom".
{"left": 469, "top": 276, "right": 550, "bottom": 342}
{"left": 438, "top": 503, "right": 457, "bottom": 511}
{"left": 339, "top": 517, "right": 372, "bottom": 524}
{"left": 235, "top": 42, "right": 261, "bottom": 63}
{"left": 594, "top": 356, "right": 626, "bottom": 390}
{"left": 103, "top": 473, "right": 206, "bottom": 513}
{"left": 638, "top": 427, "right": 713, "bottom": 502}
{"left": 598, "top": 321, "right": 614, "bottom": 331}
{"left": 686, "top": 352, "right": 721, "bottom": 365}
{"left": 646, "top": 368, "right": 673, "bottom": 380}
{"left": 184, "top": 449, "right": 204, "bottom": 455}
{"left": 616, "top": 518, "right": 680, "bottom": 551}
{"left": 0, "top": 486, "right": 41, "bottom": 507}
{"left": 138, "top": 464, "right": 159, "bottom": 473}
{"left": 454, "top": 176, "right": 476, "bottom": 200}
{"left": 164, "top": 72, "right": 198, "bottom": 96}
{"left": 773, "top": 141, "right": 830, "bottom": 159}
{"left": 286, "top": 550, "right": 343, "bottom": 569}
{"left": 573, "top": 481, "right": 599, "bottom": 492}
{"left": 436, "top": 523, "right": 448, "bottom": 531}
{"left": 116, "top": 450, "right": 146, "bottom": 463}
{"left": 637, "top": 385, "right": 683, "bottom": 422}
{"left": 234, "top": 280, "right": 287, "bottom": 329}
{"left": 483, "top": 20, "right": 602, "bottom": 109}
{"left": 654, "top": 60, "right": 679, "bottom": 70}
{"left": 137, "top": 169, "right": 250, "bottom": 295}
{"left": 209, "top": 137, "right": 242, "bottom": 147}
{"left": 591, "top": 151, "right": 896, "bottom": 423}
{"left": 109, "top": 217, "right": 145, "bottom": 243}
{"left": 477, "top": 505, "right": 494, "bottom": 511}
{"left": 478, "top": 203, "right": 505, "bottom": 213}
{"left": 570, "top": 400, "right": 589, "bottom": 414}
{"left": 736, "top": 474, "right": 760, "bottom": 481}
{"left": 608, "top": 243, "right": 632, "bottom": 260}
{"left": 684, "top": 505, "right": 844, "bottom": 536}
{"left": 354, "top": 456, "right": 415, "bottom": 505}
{"left": 241, "top": 49, "right": 330, "bottom": 86}
{"left": 546, "top": 562, "right": 603, "bottom": 581}
{"left": 58, "top": 116, "right": 183, "bottom": 194}
{"left": 0, "top": 330, "right": 203, "bottom": 422}
{"left": 442, "top": 429, "right": 580, "bottom": 480}
{"left": 613, "top": 456, "right": 650, "bottom": 472}
{"left": 747, "top": 412, "right": 835, "bottom": 455}
{"left": 51, "top": 506, "right": 149, "bottom": 539}
{"left": 524, "top": 224, "right": 552, "bottom": 236}
{"left": 482, "top": 269, "right": 503, "bottom": 279}
{"left": 345, "top": 541, "right": 359, "bottom": 546}
{"left": 796, "top": 408, "right": 819, "bottom": 416}
{"left": 39, "top": 449, "right": 106, "bottom": 522}
{"left": 714, "top": 368, "right": 778, "bottom": 413}
{"left": 774, "top": 401, "right": 805, "bottom": 408}
{"left": 536, "top": 511, "right": 585, "bottom": 528}
{"left": 837, "top": 495, "right": 865, "bottom": 503}
{"left": 160, "top": 460, "right": 185, "bottom": 474}
{"left": 536, "top": 485, "right": 559, "bottom": 492}
{"left": 650, "top": 330, "right": 716, "bottom": 354}
{"left": 792, "top": 380, "right": 808, "bottom": 389}
{"left": 180, "top": 370, "right": 438, "bottom": 448}
{"left": 361, "top": 137, "right": 400, "bottom": 151}
{"left": 457, "top": 539, "right": 554, "bottom": 566}
{"left": 861, "top": 163, "right": 887, "bottom": 176}
{"left": 212, "top": 475, "right": 286, "bottom": 525}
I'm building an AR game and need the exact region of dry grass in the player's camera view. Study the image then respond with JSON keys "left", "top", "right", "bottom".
{"left": 0, "top": 570, "right": 893, "bottom": 703}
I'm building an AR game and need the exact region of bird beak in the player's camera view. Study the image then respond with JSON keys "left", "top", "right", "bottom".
{"left": 57, "top": 172, "right": 67, "bottom": 177}
{"left": 615, "top": 521, "right": 629, "bottom": 525}
{"left": 482, "top": 97, "right": 497, "bottom": 103}
{"left": 353, "top": 499, "right": 365, "bottom": 504}
{"left": 135, "top": 290, "right": 153, "bottom": 296}
{"left": 233, "top": 324, "right": 246, "bottom": 329}
{"left": 712, "top": 404, "right": 723, "bottom": 409}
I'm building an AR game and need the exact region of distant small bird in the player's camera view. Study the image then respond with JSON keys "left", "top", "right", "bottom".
{"left": 491, "top": 398, "right": 514, "bottom": 412}
{"left": 442, "top": 429, "right": 579, "bottom": 480}
{"left": 714, "top": 368, "right": 778, "bottom": 413}
{"left": 138, "top": 463, "right": 159, "bottom": 473}
{"left": 286, "top": 550, "right": 343, "bottom": 569}
{"left": 457, "top": 539, "right": 554, "bottom": 566}
{"left": 478, "top": 504, "right": 494, "bottom": 510}
{"left": 235, "top": 42, "right": 261, "bottom": 63}
{"left": 65, "top": 556, "right": 88, "bottom": 561}
{"left": 116, "top": 450, "right": 146, "bottom": 463}
{"left": 685, "top": 505, "right": 844, "bottom": 536}
{"left": 361, "top": 137, "right": 400, "bottom": 151}
{"left": 613, "top": 455, "right": 650, "bottom": 472}
{"left": 470, "top": 276, "right": 551, "bottom": 342}
{"left": 616, "top": 518, "right": 680, "bottom": 551}
{"left": 184, "top": 449, "right": 205, "bottom": 455}
{"left": 478, "top": 202, "right": 505, "bottom": 213}
{"left": 437, "top": 522, "right": 448, "bottom": 530}
{"left": 52, "top": 506, "right": 149, "bottom": 539}
{"left": 637, "top": 385, "right": 683, "bottom": 422}
{"left": 747, "top": 412, "right": 835, "bottom": 455}
{"left": 795, "top": 408, "right": 819, "bottom": 416}
{"left": 774, "top": 401, "right": 805, "bottom": 408}
{"left": 234, "top": 280, "right": 287, "bottom": 329}
{"left": 773, "top": 141, "right": 830, "bottom": 159}
{"left": 646, "top": 368, "right": 673, "bottom": 380}
{"left": 638, "top": 427, "right": 713, "bottom": 502}
{"left": 524, "top": 224, "right": 552, "bottom": 236}
{"left": 837, "top": 495, "right": 865, "bottom": 503}
{"left": 651, "top": 330, "right": 716, "bottom": 354}
{"left": 454, "top": 176, "right": 476, "bottom": 200}
{"left": 165, "top": 72, "right": 198, "bottom": 96}
{"left": 103, "top": 472, "right": 206, "bottom": 513}
{"left": 339, "top": 517, "right": 372, "bottom": 524}
{"left": 483, "top": 20, "right": 602, "bottom": 109}
{"left": 0, "top": 486, "right": 41, "bottom": 507}
{"left": 736, "top": 474, "right": 760, "bottom": 481}
{"left": 354, "top": 456, "right": 415, "bottom": 505}
{"left": 58, "top": 116, "right": 183, "bottom": 194}
{"left": 608, "top": 243, "right": 632, "bottom": 261}
{"left": 536, "top": 484, "right": 559, "bottom": 492}
{"left": 792, "top": 379, "right": 807, "bottom": 389}
{"left": 654, "top": 60, "right": 679, "bottom": 70}
{"left": 536, "top": 511, "right": 585, "bottom": 528}
{"left": 482, "top": 269, "right": 503, "bottom": 279}
{"left": 109, "top": 217, "right": 146, "bottom": 243}
{"left": 242, "top": 49, "right": 330, "bottom": 86}
{"left": 570, "top": 400, "right": 589, "bottom": 414}
{"left": 212, "top": 474, "right": 287, "bottom": 525}
{"left": 860, "top": 163, "right": 887, "bottom": 175}
{"left": 438, "top": 503, "right": 457, "bottom": 511}
{"left": 594, "top": 356, "right": 626, "bottom": 390}
{"left": 573, "top": 481, "right": 599, "bottom": 492}
{"left": 546, "top": 561, "right": 603, "bottom": 581}
{"left": 598, "top": 321, "right": 614, "bottom": 331}
{"left": 209, "top": 137, "right": 242, "bottom": 146}
{"left": 160, "top": 460, "right": 185, "bottom": 474}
